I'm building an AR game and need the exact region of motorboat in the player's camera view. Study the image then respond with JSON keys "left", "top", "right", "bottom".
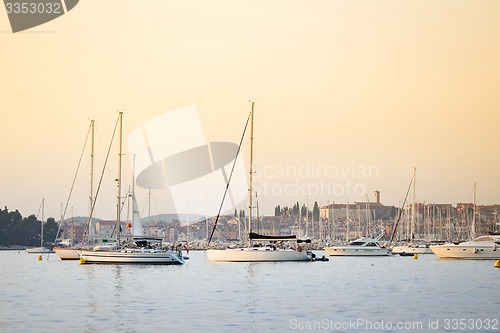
{"left": 429, "top": 235, "right": 500, "bottom": 259}
{"left": 324, "top": 236, "right": 392, "bottom": 256}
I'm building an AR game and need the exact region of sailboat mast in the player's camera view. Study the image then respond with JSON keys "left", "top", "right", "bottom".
{"left": 41, "top": 198, "right": 44, "bottom": 247}
{"left": 346, "top": 202, "right": 349, "bottom": 241}
{"left": 471, "top": 183, "right": 476, "bottom": 239}
{"left": 116, "top": 112, "right": 123, "bottom": 246}
{"left": 411, "top": 167, "right": 416, "bottom": 240}
{"left": 248, "top": 102, "right": 255, "bottom": 247}
{"left": 89, "top": 119, "right": 95, "bottom": 243}
{"left": 306, "top": 196, "right": 309, "bottom": 238}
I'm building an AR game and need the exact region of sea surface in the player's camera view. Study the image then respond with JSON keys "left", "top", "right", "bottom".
{"left": 0, "top": 250, "right": 499, "bottom": 333}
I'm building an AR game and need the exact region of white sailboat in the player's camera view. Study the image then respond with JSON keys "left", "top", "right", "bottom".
{"left": 54, "top": 119, "right": 96, "bottom": 260}
{"left": 26, "top": 198, "right": 53, "bottom": 253}
{"left": 207, "top": 102, "right": 313, "bottom": 262}
{"left": 390, "top": 168, "right": 432, "bottom": 255}
{"left": 79, "top": 112, "right": 184, "bottom": 265}
{"left": 391, "top": 243, "right": 432, "bottom": 255}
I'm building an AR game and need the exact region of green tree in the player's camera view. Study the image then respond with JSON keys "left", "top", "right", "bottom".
{"left": 0, "top": 207, "right": 59, "bottom": 247}
{"left": 313, "top": 201, "right": 320, "bottom": 221}
{"left": 274, "top": 205, "right": 281, "bottom": 216}
{"left": 301, "top": 204, "right": 307, "bottom": 218}
{"left": 293, "top": 202, "right": 300, "bottom": 216}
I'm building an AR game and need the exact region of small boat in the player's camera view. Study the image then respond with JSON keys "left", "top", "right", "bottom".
{"left": 26, "top": 247, "right": 53, "bottom": 254}
{"left": 53, "top": 247, "right": 81, "bottom": 260}
{"left": 429, "top": 234, "right": 500, "bottom": 259}
{"left": 53, "top": 239, "right": 92, "bottom": 260}
{"left": 392, "top": 243, "right": 433, "bottom": 255}
{"left": 26, "top": 198, "right": 54, "bottom": 254}
{"left": 324, "top": 235, "right": 392, "bottom": 256}
{"left": 398, "top": 251, "right": 415, "bottom": 257}
{"left": 54, "top": 120, "right": 96, "bottom": 261}
{"left": 312, "top": 254, "right": 329, "bottom": 262}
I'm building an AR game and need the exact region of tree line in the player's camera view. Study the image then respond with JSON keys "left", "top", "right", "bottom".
{"left": 274, "top": 201, "right": 320, "bottom": 221}
{"left": 0, "top": 207, "right": 59, "bottom": 247}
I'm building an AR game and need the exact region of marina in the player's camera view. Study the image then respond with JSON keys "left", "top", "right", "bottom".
{"left": 2, "top": 1, "right": 499, "bottom": 332}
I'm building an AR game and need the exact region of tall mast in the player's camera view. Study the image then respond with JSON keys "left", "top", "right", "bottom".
{"left": 41, "top": 198, "right": 45, "bottom": 247}
{"left": 248, "top": 101, "right": 255, "bottom": 246}
{"left": 345, "top": 202, "right": 349, "bottom": 241}
{"left": 471, "top": 183, "right": 476, "bottom": 239}
{"left": 411, "top": 167, "right": 416, "bottom": 240}
{"left": 116, "top": 112, "right": 123, "bottom": 246}
{"left": 89, "top": 119, "right": 95, "bottom": 243}
{"left": 306, "top": 196, "right": 309, "bottom": 238}
{"left": 365, "top": 194, "right": 371, "bottom": 237}
{"left": 148, "top": 187, "right": 151, "bottom": 225}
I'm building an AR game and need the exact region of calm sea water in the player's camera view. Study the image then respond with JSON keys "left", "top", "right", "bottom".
{"left": 0, "top": 250, "right": 499, "bottom": 333}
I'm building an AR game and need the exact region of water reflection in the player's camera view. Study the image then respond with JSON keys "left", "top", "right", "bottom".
{"left": 245, "top": 263, "right": 257, "bottom": 332}
{"left": 2, "top": 251, "right": 500, "bottom": 332}
{"left": 84, "top": 266, "right": 98, "bottom": 333}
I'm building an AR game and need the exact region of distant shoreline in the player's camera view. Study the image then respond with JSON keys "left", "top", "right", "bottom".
{"left": 0, "top": 246, "right": 29, "bottom": 251}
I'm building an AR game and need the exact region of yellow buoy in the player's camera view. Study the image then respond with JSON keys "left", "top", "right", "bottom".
{"left": 79, "top": 257, "right": 85, "bottom": 264}
{"left": 495, "top": 259, "right": 500, "bottom": 268}
{"left": 413, "top": 254, "right": 418, "bottom": 259}
{"left": 37, "top": 255, "right": 42, "bottom": 261}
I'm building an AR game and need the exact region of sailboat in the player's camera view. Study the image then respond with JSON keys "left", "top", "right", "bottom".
{"left": 53, "top": 119, "right": 96, "bottom": 260}
{"left": 391, "top": 168, "right": 432, "bottom": 255}
{"left": 207, "top": 102, "right": 313, "bottom": 262}
{"left": 79, "top": 112, "right": 184, "bottom": 265}
{"left": 26, "top": 198, "right": 53, "bottom": 253}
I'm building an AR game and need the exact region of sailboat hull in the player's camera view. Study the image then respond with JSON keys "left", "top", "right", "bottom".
{"left": 53, "top": 247, "right": 83, "bottom": 260}
{"left": 324, "top": 246, "right": 391, "bottom": 256}
{"left": 26, "top": 247, "right": 53, "bottom": 254}
{"left": 79, "top": 250, "right": 184, "bottom": 264}
{"left": 207, "top": 248, "right": 312, "bottom": 262}
{"left": 391, "top": 245, "right": 432, "bottom": 255}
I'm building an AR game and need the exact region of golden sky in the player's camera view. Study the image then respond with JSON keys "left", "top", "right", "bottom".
{"left": 1, "top": 0, "right": 499, "bottom": 220}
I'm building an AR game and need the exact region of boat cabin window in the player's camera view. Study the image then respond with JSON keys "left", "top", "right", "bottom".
{"left": 366, "top": 243, "right": 378, "bottom": 247}
{"left": 350, "top": 241, "right": 365, "bottom": 246}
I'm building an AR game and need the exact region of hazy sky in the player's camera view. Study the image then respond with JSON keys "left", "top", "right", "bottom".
{"left": 1, "top": 0, "right": 499, "bottom": 221}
